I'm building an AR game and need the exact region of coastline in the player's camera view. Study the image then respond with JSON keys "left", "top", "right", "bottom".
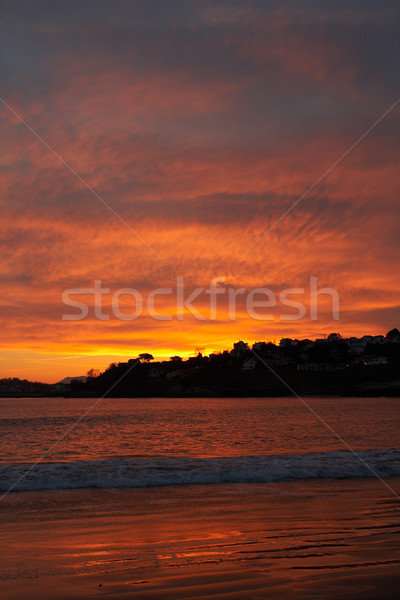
{"left": 2, "top": 389, "right": 400, "bottom": 399}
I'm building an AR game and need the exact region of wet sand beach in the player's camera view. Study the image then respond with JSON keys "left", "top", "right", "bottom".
{"left": 1, "top": 478, "right": 400, "bottom": 599}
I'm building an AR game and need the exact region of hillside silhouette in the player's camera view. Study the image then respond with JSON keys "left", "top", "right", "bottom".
{"left": 3, "top": 329, "right": 397, "bottom": 398}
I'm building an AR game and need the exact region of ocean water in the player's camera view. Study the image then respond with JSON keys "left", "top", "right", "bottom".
{"left": 0, "top": 397, "right": 399, "bottom": 493}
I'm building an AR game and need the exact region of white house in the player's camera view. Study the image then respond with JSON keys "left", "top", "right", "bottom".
{"left": 279, "top": 338, "right": 297, "bottom": 348}
{"left": 372, "top": 335, "right": 386, "bottom": 345}
{"left": 231, "top": 341, "right": 250, "bottom": 357}
{"left": 242, "top": 359, "right": 257, "bottom": 371}
{"left": 347, "top": 338, "right": 366, "bottom": 355}
{"left": 297, "top": 362, "right": 331, "bottom": 372}
{"left": 362, "top": 356, "right": 388, "bottom": 366}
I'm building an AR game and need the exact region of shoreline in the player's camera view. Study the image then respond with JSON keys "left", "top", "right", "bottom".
{"left": 1, "top": 478, "right": 400, "bottom": 599}
{"left": 2, "top": 392, "right": 400, "bottom": 398}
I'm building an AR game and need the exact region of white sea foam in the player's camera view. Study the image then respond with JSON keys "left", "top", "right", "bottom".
{"left": 1, "top": 449, "right": 400, "bottom": 493}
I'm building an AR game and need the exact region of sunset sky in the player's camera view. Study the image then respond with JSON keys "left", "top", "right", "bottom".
{"left": 1, "top": 1, "right": 399, "bottom": 382}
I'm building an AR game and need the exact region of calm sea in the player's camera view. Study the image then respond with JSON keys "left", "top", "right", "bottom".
{"left": 0, "top": 397, "right": 399, "bottom": 492}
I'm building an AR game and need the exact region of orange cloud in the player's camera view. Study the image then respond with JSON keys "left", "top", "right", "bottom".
{"left": 1, "top": 1, "right": 399, "bottom": 381}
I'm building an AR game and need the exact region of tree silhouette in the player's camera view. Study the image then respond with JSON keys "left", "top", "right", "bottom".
{"left": 87, "top": 368, "right": 100, "bottom": 378}
{"left": 138, "top": 353, "right": 154, "bottom": 363}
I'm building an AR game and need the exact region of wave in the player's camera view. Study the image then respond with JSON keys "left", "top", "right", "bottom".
{"left": 1, "top": 449, "right": 400, "bottom": 493}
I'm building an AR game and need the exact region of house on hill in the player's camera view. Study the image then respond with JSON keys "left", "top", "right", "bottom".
{"left": 362, "top": 356, "right": 388, "bottom": 367}
{"left": 241, "top": 358, "right": 257, "bottom": 371}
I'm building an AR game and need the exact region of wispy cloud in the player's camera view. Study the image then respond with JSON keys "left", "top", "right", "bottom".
{"left": 1, "top": 0, "right": 399, "bottom": 380}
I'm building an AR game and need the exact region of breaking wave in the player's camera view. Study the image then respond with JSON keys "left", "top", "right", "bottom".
{"left": 1, "top": 449, "right": 400, "bottom": 493}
